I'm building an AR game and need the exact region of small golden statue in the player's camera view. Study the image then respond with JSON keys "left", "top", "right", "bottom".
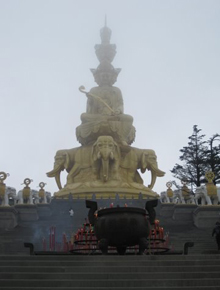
{"left": 166, "top": 181, "right": 173, "bottom": 199}
{"left": 37, "top": 182, "right": 48, "bottom": 204}
{"left": 0, "top": 172, "right": 7, "bottom": 198}
{"left": 181, "top": 180, "right": 190, "bottom": 197}
{"left": 205, "top": 171, "right": 217, "bottom": 197}
{"left": 0, "top": 172, "right": 9, "bottom": 206}
{"left": 21, "top": 178, "right": 33, "bottom": 204}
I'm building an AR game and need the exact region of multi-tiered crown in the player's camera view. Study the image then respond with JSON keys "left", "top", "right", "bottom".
{"left": 91, "top": 22, "right": 121, "bottom": 86}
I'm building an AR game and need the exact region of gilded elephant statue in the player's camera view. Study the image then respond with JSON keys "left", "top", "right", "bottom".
{"left": 47, "top": 146, "right": 95, "bottom": 189}
{"left": 92, "top": 136, "right": 120, "bottom": 182}
{"left": 120, "top": 147, "right": 165, "bottom": 189}
{"left": 47, "top": 147, "right": 80, "bottom": 189}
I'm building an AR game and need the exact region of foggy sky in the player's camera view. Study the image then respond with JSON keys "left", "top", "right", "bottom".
{"left": 1, "top": 0, "right": 220, "bottom": 195}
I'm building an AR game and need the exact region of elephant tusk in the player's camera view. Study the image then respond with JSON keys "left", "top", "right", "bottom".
{"left": 148, "top": 170, "right": 156, "bottom": 189}
{"left": 110, "top": 151, "right": 114, "bottom": 160}
{"left": 97, "top": 151, "right": 101, "bottom": 159}
{"left": 55, "top": 172, "right": 63, "bottom": 190}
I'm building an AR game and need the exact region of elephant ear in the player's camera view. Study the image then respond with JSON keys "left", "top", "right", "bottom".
{"left": 141, "top": 153, "right": 147, "bottom": 173}
{"left": 64, "top": 153, "right": 70, "bottom": 169}
{"left": 92, "top": 141, "right": 98, "bottom": 162}
{"left": 114, "top": 141, "right": 121, "bottom": 159}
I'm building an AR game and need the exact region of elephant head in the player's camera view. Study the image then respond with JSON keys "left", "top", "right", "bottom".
{"left": 47, "top": 148, "right": 78, "bottom": 189}
{"left": 140, "top": 149, "right": 165, "bottom": 189}
{"left": 92, "top": 136, "right": 120, "bottom": 182}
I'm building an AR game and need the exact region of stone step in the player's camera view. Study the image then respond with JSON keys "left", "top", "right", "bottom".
{"left": 1, "top": 278, "right": 220, "bottom": 287}
{"left": 1, "top": 254, "right": 220, "bottom": 260}
{"left": 1, "top": 285, "right": 219, "bottom": 290}
{"left": 1, "top": 260, "right": 220, "bottom": 267}
{"left": 1, "top": 255, "right": 220, "bottom": 289}
{"left": 0, "top": 271, "right": 219, "bottom": 280}
{"left": 1, "top": 265, "right": 219, "bottom": 273}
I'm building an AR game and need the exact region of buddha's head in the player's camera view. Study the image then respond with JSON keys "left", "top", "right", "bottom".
{"left": 91, "top": 60, "right": 121, "bottom": 86}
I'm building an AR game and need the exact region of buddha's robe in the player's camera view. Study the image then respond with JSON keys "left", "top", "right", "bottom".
{"left": 76, "top": 86, "right": 135, "bottom": 145}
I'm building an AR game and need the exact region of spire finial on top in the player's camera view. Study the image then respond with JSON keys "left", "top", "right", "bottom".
{"left": 100, "top": 17, "right": 111, "bottom": 44}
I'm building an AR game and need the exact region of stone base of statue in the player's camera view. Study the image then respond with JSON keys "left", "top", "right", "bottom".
{"left": 14, "top": 204, "right": 39, "bottom": 221}
{"left": 193, "top": 205, "right": 220, "bottom": 228}
{"left": 47, "top": 140, "right": 165, "bottom": 200}
{"left": 172, "top": 204, "right": 198, "bottom": 221}
{"left": 54, "top": 181, "right": 158, "bottom": 199}
{"left": 0, "top": 207, "right": 18, "bottom": 229}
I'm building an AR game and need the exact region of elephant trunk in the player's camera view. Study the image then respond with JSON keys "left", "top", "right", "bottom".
{"left": 100, "top": 148, "right": 112, "bottom": 161}
{"left": 47, "top": 167, "right": 63, "bottom": 190}
{"left": 152, "top": 165, "right": 165, "bottom": 177}
{"left": 98, "top": 149, "right": 114, "bottom": 182}
{"left": 102, "top": 158, "right": 109, "bottom": 182}
{"left": 47, "top": 164, "right": 63, "bottom": 177}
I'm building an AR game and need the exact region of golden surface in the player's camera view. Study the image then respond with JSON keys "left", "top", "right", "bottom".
{"left": 47, "top": 25, "right": 165, "bottom": 199}
{"left": 206, "top": 182, "right": 217, "bottom": 197}
{"left": 22, "top": 178, "right": 32, "bottom": 199}
{"left": 182, "top": 184, "right": 190, "bottom": 197}
{"left": 205, "top": 171, "right": 217, "bottom": 197}
{"left": 166, "top": 188, "right": 173, "bottom": 198}
{"left": 38, "top": 182, "right": 46, "bottom": 198}
{"left": 205, "top": 171, "right": 215, "bottom": 183}
{"left": 0, "top": 172, "right": 7, "bottom": 197}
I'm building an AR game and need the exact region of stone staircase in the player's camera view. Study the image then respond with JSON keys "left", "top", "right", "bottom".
{"left": 155, "top": 203, "right": 219, "bottom": 254}
{"left": 168, "top": 230, "right": 217, "bottom": 254}
{"left": 0, "top": 254, "right": 220, "bottom": 289}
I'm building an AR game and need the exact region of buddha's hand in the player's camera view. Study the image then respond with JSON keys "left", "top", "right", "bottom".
{"left": 113, "top": 109, "right": 121, "bottom": 115}
{"left": 86, "top": 93, "right": 92, "bottom": 99}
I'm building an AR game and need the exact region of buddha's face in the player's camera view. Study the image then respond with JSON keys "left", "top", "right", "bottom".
{"left": 95, "top": 72, "right": 115, "bottom": 86}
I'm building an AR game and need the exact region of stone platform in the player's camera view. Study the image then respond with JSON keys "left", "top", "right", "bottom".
{"left": 193, "top": 205, "right": 220, "bottom": 228}
{"left": 0, "top": 197, "right": 220, "bottom": 255}
{"left": 172, "top": 204, "right": 198, "bottom": 221}
{"left": 0, "top": 206, "right": 18, "bottom": 229}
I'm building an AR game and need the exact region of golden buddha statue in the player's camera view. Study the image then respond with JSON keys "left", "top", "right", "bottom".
{"left": 76, "top": 61, "right": 135, "bottom": 146}
{"left": 47, "top": 23, "right": 165, "bottom": 199}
